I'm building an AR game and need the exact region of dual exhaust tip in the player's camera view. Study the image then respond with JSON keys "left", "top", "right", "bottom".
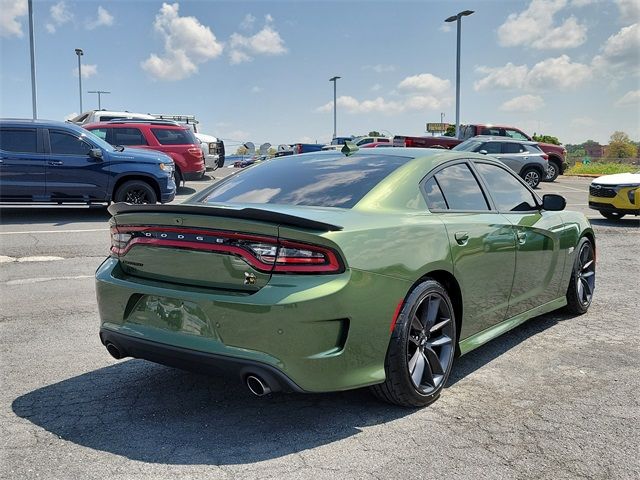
{"left": 105, "top": 341, "right": 276, "bottom": 397}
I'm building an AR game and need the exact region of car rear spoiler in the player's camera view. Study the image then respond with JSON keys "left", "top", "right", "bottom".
{"left": 108, "top": 203, "right": 344, "bottom": 232}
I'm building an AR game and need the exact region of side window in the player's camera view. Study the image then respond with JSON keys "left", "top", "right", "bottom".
{"left": 424, "top": 177, "right": 448, "bottom": 210}
{"left": 50, "top": 131, "right": 92, "bottom": 155}
{"left": 481, "top": 142, "right": 501, "bottom": 154}
{"left": 360, "top": 138, "right": 373, "bottom": 145}
{"left": 0, "top": 128, "right": 38, "bottom": 153}
{"left": 505, "top": 129, "right": 529, "bottom": 140}
{"left": 502, "top": 142, "right": 524, "bottom": 154}
{"left": 475, "top": 163, "right": 538, "bottom": 212}
{"left": 377, "top": 138, "right": 390, "bottom": 143}
{"left": 112, "top": 128, "right": 148, "bottom": 146}
{"left": 433, "top": 163, "right": 489, "bottom": 211}
{"left": 91, "top": 129, "right": 109, "bottom": 141}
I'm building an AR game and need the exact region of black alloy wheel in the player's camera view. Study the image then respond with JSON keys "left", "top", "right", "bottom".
{"left": 601, "top": 211, "right": 626, "bottom": 220}
{"left": 371, "top": 280, "right": 457, "bottom": 407}
{"left": 114, "top": 180, "right": 158, "bottom": 205}
{"left": 566, "top": 238, "right": 595, "bottom": 314}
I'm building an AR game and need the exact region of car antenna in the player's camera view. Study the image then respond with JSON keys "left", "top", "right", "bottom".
{"left": 341, "top": 141, "right": 359, "bottom": 156}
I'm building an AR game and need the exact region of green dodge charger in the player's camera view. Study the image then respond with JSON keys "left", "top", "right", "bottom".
{"left": 96, "top": 148, "right": 595, "bottom": 407}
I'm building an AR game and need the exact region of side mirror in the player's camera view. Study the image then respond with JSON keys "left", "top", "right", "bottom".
{"left": 88, "top": 148, "right": 103, "bottom": 161}
{"left": 478, "top": 150, "right": 488, "bottom": 155}
{"left": 542, "top": 194, "right": 566, "bottom": 211}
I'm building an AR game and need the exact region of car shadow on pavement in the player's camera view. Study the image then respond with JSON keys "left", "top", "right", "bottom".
{"left": 176, "top": 185, "right": 196, "bottom": 195}
{"left": 588, "top": 218, "right": 640, "bottom": 227}
{"left": 12, "top": 360, "right": 411, "bottom": 465}
{"left": 0, "top": 206, "right": 110, "bottom": 226}
{"left": 448, "top": 310, "right": 573, "bottom": 387}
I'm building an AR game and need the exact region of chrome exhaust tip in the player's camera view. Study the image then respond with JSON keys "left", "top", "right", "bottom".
{"left": 246, "top": 375, "right": 272, "bottom": 396}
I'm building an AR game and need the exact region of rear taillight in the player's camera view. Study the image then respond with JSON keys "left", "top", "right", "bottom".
{"left": 188, "top": 147, "right": 203, "bottom": 158}
{"left": 542, "top": 154, "right": 549, "bottom": 161}
{"left": 110, "top": 226, "right": 343, "bottom": 274}
{"left": 293, "top": 144, "right": 301, "bottom": 154}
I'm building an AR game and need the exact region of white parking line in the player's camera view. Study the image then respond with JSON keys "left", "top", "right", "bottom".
{"left": 5, "top": 275, "right": 93, "bottom": 285}
{"left": 0, "top": 228, "right": 108, "bottom": 235}
{"left": 0, "top": 256, "right": 66, "bottom": 263}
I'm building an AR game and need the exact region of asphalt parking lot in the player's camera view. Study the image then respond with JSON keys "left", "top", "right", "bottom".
{"left": 1, "top": 173, "right": 638, "bottom": 479}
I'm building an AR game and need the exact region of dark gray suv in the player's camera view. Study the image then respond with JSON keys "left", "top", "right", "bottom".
{"left": 453, "top": 136, "right": 548, "bottom": 188}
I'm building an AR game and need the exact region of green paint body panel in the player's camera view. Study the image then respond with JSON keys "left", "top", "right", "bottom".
{"left": 95, "top": 149, "right": 595, "bottom": 392}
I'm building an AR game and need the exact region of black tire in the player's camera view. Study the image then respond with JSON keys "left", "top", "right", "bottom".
{"left": 174, "top": 167, "right": 183, "bottom": 187}
{"left": 543, "top": 160, "right": 560, "bottom": 182}
{"left": 565, "top": 237, "right": 595, "bottom": 315}
{"left": 601, "top": 211, "right": 625, "bottom": 220}
{"left": 114, "top": 180, "right": 157, "bottom": 204}
{"left": 521, "top": 167, "right": 542, "bottom": 189}
{"left": 370, "top": 280, "right": 457, "bottom": 407}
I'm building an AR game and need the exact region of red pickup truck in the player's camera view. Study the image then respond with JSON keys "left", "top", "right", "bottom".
{"left": 394, "top": 124, "right": 567, "bottom": 181}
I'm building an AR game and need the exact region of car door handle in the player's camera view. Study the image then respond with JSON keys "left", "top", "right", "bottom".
{"left": 48, "top": 160, "right": 64, "bottom": 166}
{"left": 516, "top": 230, "right": 527, "bottom": 244}
{"left": 454, "top": 231, "right": 469, "bottom": 245}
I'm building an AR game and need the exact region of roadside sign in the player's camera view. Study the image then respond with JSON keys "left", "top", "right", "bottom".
{"left": 426, "top": 122, "right": 449, "bottom": 133}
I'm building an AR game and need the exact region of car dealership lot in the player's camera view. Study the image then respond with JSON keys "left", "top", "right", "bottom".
{"left": 1, "top": 175, "right": 638, "bottom": 479}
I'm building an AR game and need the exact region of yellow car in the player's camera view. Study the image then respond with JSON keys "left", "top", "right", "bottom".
{"left": 589, "top": 172, "right": 640, "bottom": 220}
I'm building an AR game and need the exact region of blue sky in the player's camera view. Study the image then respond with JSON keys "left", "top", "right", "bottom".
{"left": 1, "top": 0, "right": 639, "bottom": 149}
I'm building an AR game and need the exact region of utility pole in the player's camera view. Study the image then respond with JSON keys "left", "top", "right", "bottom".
{"left": 28, "top": 0, "right": 37, "bottom": 119}
{"left": 75, "top": 48, "right": 84, "bottom": 113}
{"left": 88, "top": 90, "right": 111, "bottom": 110}
{"left": 329, "top": 76, "right": 341, "bottom": 139}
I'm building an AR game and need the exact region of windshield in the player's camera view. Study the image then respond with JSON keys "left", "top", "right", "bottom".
{"left": 79, "top": 128, "right": 116, "bottom": 151}
{"left": 201, "top": 153, "right": 410, "bottom": 208}
{"left": 452, "top": 140, "right": 482, "bottom": 152}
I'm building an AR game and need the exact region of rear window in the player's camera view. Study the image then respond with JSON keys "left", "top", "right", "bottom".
{"left": 202, "top": 153, "right": 410, "bottom": 208}
{"left": 151, "top": 128, "right": 197, "bottom": 145}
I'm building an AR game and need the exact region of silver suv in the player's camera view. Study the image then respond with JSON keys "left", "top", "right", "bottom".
{"left": 452, "top": 136, "right": 548, "bottom": 188}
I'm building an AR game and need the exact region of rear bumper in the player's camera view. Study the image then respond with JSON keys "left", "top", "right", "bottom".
{"left": 100, "top": 328, "right": 304, "bottom": 392}
{"left": 183, "top": 168, "right": 206, "bottom": 181}
{"left": 95, "top": 258, "right": 412, "bottom": 393}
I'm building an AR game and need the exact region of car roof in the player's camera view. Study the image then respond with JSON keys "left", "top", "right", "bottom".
{"left": 84, "top": 120, "right": 188, "bottom": 129}
{"left": 467, "top": 135, "right": 538, "bottom": 145}
{"left": 0, "top": 119, "right": 88, "bottom": 133}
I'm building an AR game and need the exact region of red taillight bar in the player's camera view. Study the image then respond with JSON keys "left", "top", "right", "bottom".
{"left": 110, "top": 225, "right": 344, "bottom": 274}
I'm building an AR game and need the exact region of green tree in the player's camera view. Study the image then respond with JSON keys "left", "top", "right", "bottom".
{"left": 607, "top": 131, "right": 638, "bottom": 159}
{"left": 532, "top": 134, "right": 561, "bottom": 145}
{"left": 368, "top": 131, "right": 382, "bottom": 137}
{"left": 444, "top": 125, "right": 456, "bottom": 137}
{"left": 235, "top": 145, "right": 248, "bottom": 155}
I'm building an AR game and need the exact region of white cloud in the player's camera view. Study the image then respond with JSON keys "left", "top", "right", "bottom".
{"left": 397, "top": 73, "right": 450, "bottom": 95}
{"left": 615, "top": 89, "right": 640, "bottom": 106}
{"left": 46, "top": 1, "right": 73, "bottom": 34}
{"left": 72, "top": 64, "right": 98, "bottom": 79}
{"left": 497, "top": 0, "right": 587, "bottom": 49}
{"left": 571, "top": 0, "right": 597, "bottom": 6}
{"left": 474, "top": 55, "right": 591, "bottom": 91}
{"left": 240, "top": 13, "right": 255, "bottom": 30}
{"left": 615, "top": 0, "right": 640, "bottom": 23}
{"left": 141, "top": 2, "right": 223, "bottom": 81}
{"left": 500, "top": 94, "right": 545, "bottom": 112}
{"left": 363, "top": 64, "right": 396, "bottom": 73}
{"left": 527, "top": 55, "right": 591, "bottom": 89}
{"left": 316, "top": 94, "right": 450, "bottom": 115}
{"left": 592, "top": 23, "right": 640, "bottom": 75}
{"left": 0, "top": 0, "right": 27, "bottom": 38}
{"left": 86, "top": 6, "right": 114, "bottom": 30}
{"left": 229, "top": 16, "right": 287, "bottom": 64}
{"left": 250, "top": 85, "right": 263, "bottom": 93}
{"left": 439, "top": 24, "right": 451, "bottom": 33}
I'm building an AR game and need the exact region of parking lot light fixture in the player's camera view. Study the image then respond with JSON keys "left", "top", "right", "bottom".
{"left": 329, "top": 76, "right": 341, "bottom": 139}
{"left": 445, "top": 10, "right": 474, "bottom": 139}
{"left": 75, "top": 48, "right": 84, "bottom": 113}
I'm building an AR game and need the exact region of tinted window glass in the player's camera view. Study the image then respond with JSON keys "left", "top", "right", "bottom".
{"left": 424, "top": 177, "right": 447, "bottom": 210}
{"left": 0, "top": 128, "right": 38, "bottom": 153}
{"left": 505, "top": 129, "right": 529, "bottom": 140}
{"left": 202, "top": 154, "right": 409, "bottom": 208}
{"left": 112, "top": 128, "right": 148, "bottom": 146}
{"left": 377, "top": 138, "right": 390, "bottom": 143}
{"left": 502, "top": 142, "right": 524, "bottom": 154}
{"left": 435, "top": 163, "right": 489, "bottom": 211}
{"left": 480, "top": 127, "right": 504, "bottom": 136}
{"left": 452, "top": 140, "right": 482, "bottom": 152}
{"left": 525, "top": 144, "right": 543, "bottom": 153}
{"left": 481, "top": 142, "right": 501, "bottom": 154}
{"left": 151, "top": 128, "right": 197, "bottom": 145}
{"left": 91, "top": 128, "right": 108, "bottom": 141}
{"left": 50, "top": 131, "right": 91, "bottom": 155}
{"left": 476, "top": 163, "right": 538, "bottom": 212}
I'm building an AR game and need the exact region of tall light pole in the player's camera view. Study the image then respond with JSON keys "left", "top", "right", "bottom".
{"left": 445, "top": 10, "right": 474, "bottom": 139}
{"left": 75, "top": 48, "right": 84, "bottom": 113}
{"left": 88, "top": 90, "right": 110, "bottom": 110}
{"left": 329, "top": 76, "right": 341, "bottom": 139}
{"left": 27, "top": 0, "right": 37, "bottom": 119}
